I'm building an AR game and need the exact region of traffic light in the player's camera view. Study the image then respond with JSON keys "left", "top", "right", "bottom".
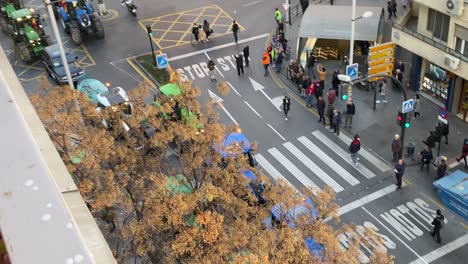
{"left": 404, "top": 114, "right": 411, "bottom": 128}
{"left": 146, "top": 25, "right": 152, "bottom": 36}
{"left": 397, "top": 111, "right": 403, "bottom": 127}
{"left": 342, "top": 94, "right": 348, "bottom": 100}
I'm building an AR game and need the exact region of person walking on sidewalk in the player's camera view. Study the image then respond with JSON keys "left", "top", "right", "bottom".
{"left": 307, "top": 52, "right": 316, "bottom": 78}
{"left": 376, "top": 80, "right": 388, "bottom": 103}
{"left": 203, "top": 19, "right": 212, "bottom": 41}
{"left": 243, "top": 45, "right": 250, "bottom": 67}
{"left": 423, "top": 131, "right": 437, "bottom": 149}
{"left": 395, "top": 69, "right": 403, "bottom": 86}
{"left": 391, "top": 134, "right": 402, "bottom": 162}
{"left": 431, "top": 209, "right": 444, "bottom": 244}
{"left": 349, "top": 134, "right": 361, "bottom": 165}
{"left": 327, "top": 87, "right": 336, "bottom": 105}
{"left": 436, "top": 156, "right": 447, "bottom": 180}
{"left": 306, "top": 81, "right": 317, "bottom": 108}
{"left": 231, "top": 20, "right": 240, "bottom": 43}
{"left": 419, "top": 145, "right": 433, "bottom": 172}
{"left": 262, "top": 50, "right": 270, "bottom": 76}
{"left": 396, "top": 60, "right": 405, "bottom": 73}
{"left": 282, "top": 96, "right": 291, "bottom": 120}
{"left": 441, "top": 121, "right": 449, "bottom": 144}
{"left": 317, "top": 96, "right": 326, "bottom": 125}
{"left": 208, "top": 60, "right": 217, "bottom": 82}
{"left": 274, "top": 8, "right": 283, "bottom": 25}
{"left": 332, "top": 109, "right": 342, "bottom": 135}
{"left": 345, "top": 99, "right": 355, "bottom": 129}
{"left": 317, "top": 64, "right": 327, "bottom": 88}
{"left": 234, "top": 51, "right": 244, "bottom": 76}
{"left": 431, "top": 122, "right": 443, "bottom": 144}
{"left": 192, "top": 23, "right": 200, "bottom": 43}
{"left": 456, "top": 138, "right": 468, "bottom": 168}
{"left": 275, "top": 50, "right": 283, "bottom": 73}
{"left": 413, "top": 94, "right": 421, "bottom": 118}
{"left": 394, "top": 159, "right": 405, "bottom": 190}
{"left": 327, "top": 103, "right": 335, "bottom": 130}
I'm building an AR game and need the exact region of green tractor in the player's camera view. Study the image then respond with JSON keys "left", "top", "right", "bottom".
{"left": 5, "top": 7, "right": 53, "bottom": 62}
{"left": 0, "top": 0, "right": 23, "bottom": 31}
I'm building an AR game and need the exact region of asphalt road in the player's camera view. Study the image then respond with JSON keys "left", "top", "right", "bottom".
{"left": 2, "top": 0, "right": 467, "bottom": 263}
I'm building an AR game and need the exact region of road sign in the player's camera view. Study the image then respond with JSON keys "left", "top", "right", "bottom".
{"left": 369, "top": 49, "right": 394, "bottom": 60}
{"left": 346, "top": 63, "right": 359, "bottom": 80}
{"left": 438, "top": 107, "right": 449, "bottom": 124}
{"left": 369, "top": 42, "right": 395, "bottom": 53}
{"left": 368, "top": 42, "right": 395, "bottom": 80}
{"left": 368, "top": 63, "right": 394, "bottom": 75}
{"left": 368, "top": 57, "right": 395, "bottom": 67}
{"left": 156, "top": 53, "right": 169, "bottom": 69}
{"left": 402, "top": 99, "right": 414, "bottom": 113}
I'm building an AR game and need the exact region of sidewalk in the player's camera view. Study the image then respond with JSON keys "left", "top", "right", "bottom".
{"left": 272, "top": 2, "right": 468, "bottom": 173}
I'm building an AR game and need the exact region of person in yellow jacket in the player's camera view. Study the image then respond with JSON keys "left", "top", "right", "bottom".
{"left": 262, "top": 51, "right": 270, "bottom": 76}
{"left": 275, "top": 8, "right": 282, "bottom": 25}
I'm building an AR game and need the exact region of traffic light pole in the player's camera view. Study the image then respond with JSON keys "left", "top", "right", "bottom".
{"left": 146, "top": 25, "right": 156, "bottom": 66}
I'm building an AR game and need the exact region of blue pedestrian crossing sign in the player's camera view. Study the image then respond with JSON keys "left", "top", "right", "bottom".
{"left": 402, "top": 99, "right": 414, "bottom": 113}
{"left": 346, "top": 63, "right": 359, "bottom": 80}
{"left": 156, "top": 53, "right": 169, "bottom": 69}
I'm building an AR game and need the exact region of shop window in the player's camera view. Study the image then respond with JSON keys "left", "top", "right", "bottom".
{"left": 422, "top": 63, "right": 448, "bottom": 101}
{"left": 427, "top": 9, "right": 450, "bottom": 42}
{"left": 455, "top": 38, "right": 468, "bottom": 58}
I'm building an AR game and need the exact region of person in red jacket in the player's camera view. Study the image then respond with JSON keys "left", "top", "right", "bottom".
{"left": 456, "top": 138, "right": 468, "bottom": 168}
{"left": 327, "top": 87, "right": 336, "bottom": 105}
{"left": 349, "top": 134, "right": 361, "bottom": 165}
{"left": 306, "top": 81, "right": 317, "bottom": 108}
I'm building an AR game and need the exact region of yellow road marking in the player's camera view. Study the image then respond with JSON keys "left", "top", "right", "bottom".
{"left": 127, "top": 58, "right": 151, "bottom": 84}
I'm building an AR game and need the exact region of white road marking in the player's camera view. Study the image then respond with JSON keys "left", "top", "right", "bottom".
{"left": 298, "top": 136, "right": 360, "bottom": 186}
{"left": 244, "top": 101, "right": 262, "bottom": 118}
{"left": 260, "top": 90, "right": 282, "bottom": 111}
{"left": 312, "top": 131, "right": 376, "bottom": 179}
{"left": 362, "top": 207, "right": 428, "bottom": 264}
{"left": 283, "top": 142, "right": 344, "bottom": 193}
{"left": 243, "top": 0, "right": 264, "bottom": 7}
{"left": 266, "top": 123, "right": 286, "bottom": 141}
{"left": 409, "top": 233, "right": 468, "bottom": 264}
{"left": 248, "top": 77, "right": 282, "bottom": 111}
{"left": 169, "top": 33, "right": 270, "bottom": 62}
{"left": 220, "top": 104, "right": 238, "bottom": 125}
{"left": 208, "top": 89, "right": 238, "bottom": 125}
{"left": 226, "top": 81, "right": 241, "bottom": 97}
{"left": 203, "top": 52, "right": 225, "bottom": 78}
{"left": 337, "top": 133, "right": 392, "bottom": 172}
{"left": 268, "top": 148, "right": 320, "bottom": 194}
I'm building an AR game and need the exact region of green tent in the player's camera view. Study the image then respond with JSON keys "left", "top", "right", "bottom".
{"left": 159, "top": 82, "right": 181, "bottom": 96}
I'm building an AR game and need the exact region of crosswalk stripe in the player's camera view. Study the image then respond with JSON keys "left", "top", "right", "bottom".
{"left": 298, "top": 136, "right": 360, "bottom": 186}
{"left": 283, "top": 142, "right": 344, "bottom": 193}
{"left": 268, "top": 148, "right": 321, "bottom": 194}
{"left": 311, "top": 131, "right": 376, "bottom": 179}
{"left": 336, "top": 133, "right": 392, "bottom": 172}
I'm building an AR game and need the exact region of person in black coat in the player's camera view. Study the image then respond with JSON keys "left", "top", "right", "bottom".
{"left": 419, "top": 146, "right": 433, "bottom": 171}
{"left": 234, "top": 52, "right": 244, "bottom": 76}
{"left": 436, "top": 157, "right": 447, "bottom": 180}
{"left": 431, "top": 209, "right": 444, "bottom": 244}
{"left": 243, "top": 46, "right": 250, "bottom": 67}
{"left": 423, "top": 132, "right": 437, "bottom": 149}
{"left": 282, "top": 96, "right": 291, "bottom": 120}
{"left": 394, "top": 159, "right": 405, "bottom": 190}
{"left": 441, "top": 121, "right": 449, "bottom": 144}
{"left": 316, "top": 96, "right": 326, "bottom": 125}
{"left": 345, "top": 99, "right": 355, "bottom": 129}
{"left": 332, "top": 109, "right": 342, "bottom": 135}
{"left": 332, "top": 70, "right": 341, "bottom": 96}
{"left": 431, "top": 123, "right": 443, "bottom": 143}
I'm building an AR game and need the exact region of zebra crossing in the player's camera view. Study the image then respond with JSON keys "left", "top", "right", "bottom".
{"left": 255, "top": 130, "right": 393, "bottom": 194}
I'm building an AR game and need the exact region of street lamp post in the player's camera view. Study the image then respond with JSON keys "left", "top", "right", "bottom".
{"left": 349, "top": 0, "right": 373, "bottom": 65}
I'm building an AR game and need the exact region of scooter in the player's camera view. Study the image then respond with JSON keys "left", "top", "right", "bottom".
{"left": 122, "top": 0, "right": 137, "bottom": 16}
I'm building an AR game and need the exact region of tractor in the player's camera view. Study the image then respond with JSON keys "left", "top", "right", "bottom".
{"left": 0, "top": 0, "right": 23, "bottom": 31}
{"left": 58, "top": 0, "right": 104, "bottom": 45}
{"left": 4, "top": 7, "right": 53, "bottom": 62}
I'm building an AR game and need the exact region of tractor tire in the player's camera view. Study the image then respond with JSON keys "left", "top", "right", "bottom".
{"left": 94, "top": 19, "right": 104, "bottom": 39}
{"left": 44, "top": 35, "right": 54, "bottom": 46}
{"left": 69, "top": 22, "right": 82, "bottom": 45}
{"left": 0, "top": 16, "right": 7, "bottom": 32}
{"left": 60, "top": 18, "right": 70, "bottom": 33}
{"left": 17, "top": 43, "right": 32, "bottom": 63}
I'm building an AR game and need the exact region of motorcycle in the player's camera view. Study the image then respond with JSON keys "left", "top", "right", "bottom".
{"left": 122, "top": 0, "right": 137, "bottom": 16}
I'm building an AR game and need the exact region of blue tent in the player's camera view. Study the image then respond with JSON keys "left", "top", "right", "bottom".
{"left": 265, "top": 197, "right": 318, "bottom": 229}
{"left": 216, "top": 132, "right": 252, "bottom": 158}
{"left": 77, "top": 78, "right": 108, "bottom": 104}
{"left": 304, "top": 237, "right": 325, "bottom": 260}
{"left": 243, "top": 170, "right": 257, "bottom": 181}
{"left": 433, "top": 170, "right": 468, "bottom": 221}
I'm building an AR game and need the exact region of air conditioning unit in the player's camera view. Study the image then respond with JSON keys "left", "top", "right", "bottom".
{"left": 446, "top": 0, "right": 464, "bottom": 16}
{"left": 444, "top": 54, "right": 460, "bottom": 70}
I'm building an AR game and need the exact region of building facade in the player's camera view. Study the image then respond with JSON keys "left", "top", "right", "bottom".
{"left": 392, "top": 0, "right": 468, "bottom": 122}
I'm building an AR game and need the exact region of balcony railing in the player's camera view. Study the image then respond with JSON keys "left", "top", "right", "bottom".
{"left": 393, "top": 22, "right": 468, "bottom": 63}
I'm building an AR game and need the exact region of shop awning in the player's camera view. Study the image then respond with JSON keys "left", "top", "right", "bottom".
{"left": 298, "top": 5, "right": 384, "bottom": 41}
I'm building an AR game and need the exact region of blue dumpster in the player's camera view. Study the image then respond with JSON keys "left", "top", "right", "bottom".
{"left": 433, "top": 170, "right": 468, "bottom": 221}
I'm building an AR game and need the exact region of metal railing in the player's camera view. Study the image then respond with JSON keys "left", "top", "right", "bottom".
{"left": 393, "top": 23, "right": 468, "bottom": 63}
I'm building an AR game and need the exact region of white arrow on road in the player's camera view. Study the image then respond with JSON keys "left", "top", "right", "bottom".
{"left": 249, "top": 77, "right": 282, "bottom": 111}
{"left": 208, "top": 89, "right": 239, "bottom": 125}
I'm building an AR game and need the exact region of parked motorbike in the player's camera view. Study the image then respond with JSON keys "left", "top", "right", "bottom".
{"left": 122, "top": 0, "right": 137, "bottom": 16}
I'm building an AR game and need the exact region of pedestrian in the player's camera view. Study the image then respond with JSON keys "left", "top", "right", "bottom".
{"left": 231, "top": 20, "right": 240, "bottom": 43}
{"left": 326, "top": 103, "right": 335, "bottom": 130}
{"left": 436, "top": 156, "right": 447, "bottom": 180}
{"left": 431, "top": 209, "right": 444, "bottom": 244}
{"left": 430, "top": 122, "right": 443, "bottom": 144}
{"left": 271, "top": 47, "right": 279, "bottom": 68}
{"left": 413, "top": 94, "right": 421, "bottom": 118}
{"left": 198, "top": 25, "right": 207, "bottom": 42}
{"left": 441, "top": 121, "right": 449, "bottom": 144}
{"left": 330, "top": 0, "right": 334, "bottom": 5}
{"left": 394, "top": 159, "right": 405, "bottom": 189}
{"left": 349, "top": 134, "right": 361, "bottom": 165}
{"left": 423, "top": 131, "right": 437, "bottom": 149}
{"left": 387, "top": 1, "right": 393, "bottom": 20}
{"left": 391, "top": 134, "right": 402, "bottom": 162}
{"left": 333, "top": 109, "right": 342, "bottom": 135}
{"left": 306, "top": 81, "right": 316, "bottom": 108}
{"left": 332, "top": 70, "right": 340, "bottom": 97}
{"left": 395, "top": 60, "right": 405, "bottom": 73}
{"left": 455, "top": 138, "right": 468, "bottom": 168}
{"left": 376, "top": 79, "right": 387, "bottom": 103}
{"left": 277, "top": 18, "right": 284, "bottom": 32}
{"left": 316, "top": 96, "right": 326, "bottom": 125}
{"left": 203, "top": 19, "right": 212, "bottom": 41}
{"left": 345, "top": 99, "right": 355, "bottom": 129}
{"left": 267, "top": 43, "right": 274, "bottom": 65}
{"left": 317, "top": 64, "right": 326, "bottom": 88}
{"left": 282, "top": 96, "right": 291, "bottom": 120}
{"left": 243, "top": 45, "right": 250, "bottom": 67}
{"left": 274, "top": 8, "right": 283, "bottom": 25}
{"left": 234, "top": 51, "right": 244, "bottom": 76}
{"left": 314, "top": 82, "right": 323, "bottom": 101}
{"left": 327, "top": 87, "right": 336, "bottom": 105}
{"left": 419, "top": 145, "right": 433, "bottom": 172}
{"left": 395, "top": 69, "right": 403, "bottom": 86}
{"left": 207, "top": 60, "right": 216, "bottom": 82}
{"left": 262, "top": 50, "right": 270, "bottom": 76}
{"left": 402, "top": 0, "right": 408, "bottom": 11}
{"left": 307, "top": 52, "right": 316, "bottom": 78}
{"left": 275, "top": 50, "right": 283, "bottom": 73}
{"left": 391, "top": 0, "right": 398, "bottom": 19}
{"left": 300, "top": 75, "right": 311, "bottom": 97}
{"left": 192, "top": 23, "right": 200, "bottom": 43}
